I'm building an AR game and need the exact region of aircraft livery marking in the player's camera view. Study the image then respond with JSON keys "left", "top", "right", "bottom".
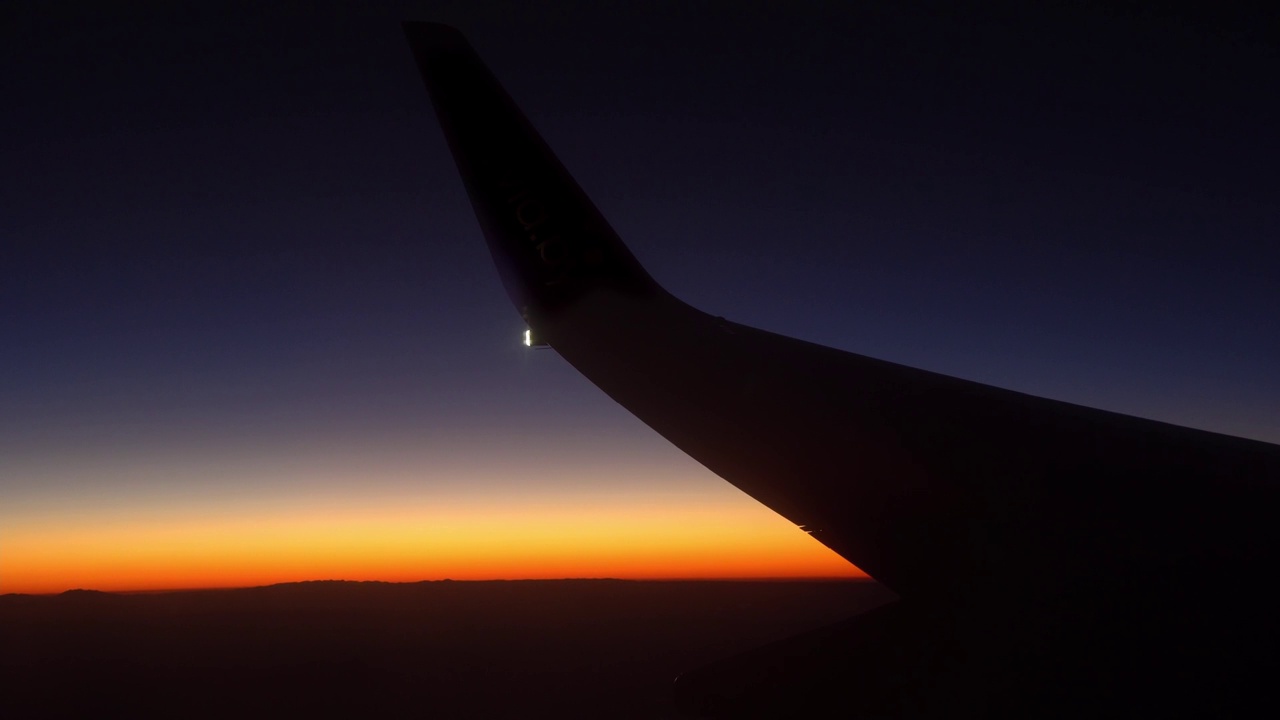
{"left": 497, "top": 169, "right": 575, "bottom": 287}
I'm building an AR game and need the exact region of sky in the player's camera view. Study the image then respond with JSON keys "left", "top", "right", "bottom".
{"left": 3, "top": 1, "right": 1277, "bottom": 594}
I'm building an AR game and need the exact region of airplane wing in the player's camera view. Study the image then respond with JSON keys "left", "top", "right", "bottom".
{"left": 403, "top": 22, "right": 1280, "bottom": 717}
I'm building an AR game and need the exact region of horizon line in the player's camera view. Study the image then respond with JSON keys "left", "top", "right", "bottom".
{"left": 3, "top": 575, "right": 877, "bottom": 597}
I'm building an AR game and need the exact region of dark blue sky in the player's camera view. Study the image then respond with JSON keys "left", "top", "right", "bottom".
{"left": 3, "top": 1, "right": 1278, "bottom": 589}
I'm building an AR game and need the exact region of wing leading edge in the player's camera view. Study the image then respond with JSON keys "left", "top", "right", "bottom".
{"left": 403, "top": 22, "right": 1280, "bottom": 716}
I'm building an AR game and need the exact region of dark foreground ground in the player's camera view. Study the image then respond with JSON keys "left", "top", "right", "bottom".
{"left": 0, "top": 579, "right": 891, "bottom": 718}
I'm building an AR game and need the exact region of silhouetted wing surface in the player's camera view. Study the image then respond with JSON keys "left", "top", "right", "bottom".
{"left": 403, "top": 22, "right": 1280, "bottom": 715}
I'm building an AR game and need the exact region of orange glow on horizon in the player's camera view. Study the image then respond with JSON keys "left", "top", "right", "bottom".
{"left": 1, "top": 494, "right": 865, "bottom": 595}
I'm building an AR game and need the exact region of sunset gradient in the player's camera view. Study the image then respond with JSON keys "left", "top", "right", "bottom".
{"left": 1, "top": 439, "right": 863, "bottom": 594}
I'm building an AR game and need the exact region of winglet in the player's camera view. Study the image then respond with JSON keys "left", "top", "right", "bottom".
{"left": 402, "top": 22, "right": 661, "bottom": 330}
